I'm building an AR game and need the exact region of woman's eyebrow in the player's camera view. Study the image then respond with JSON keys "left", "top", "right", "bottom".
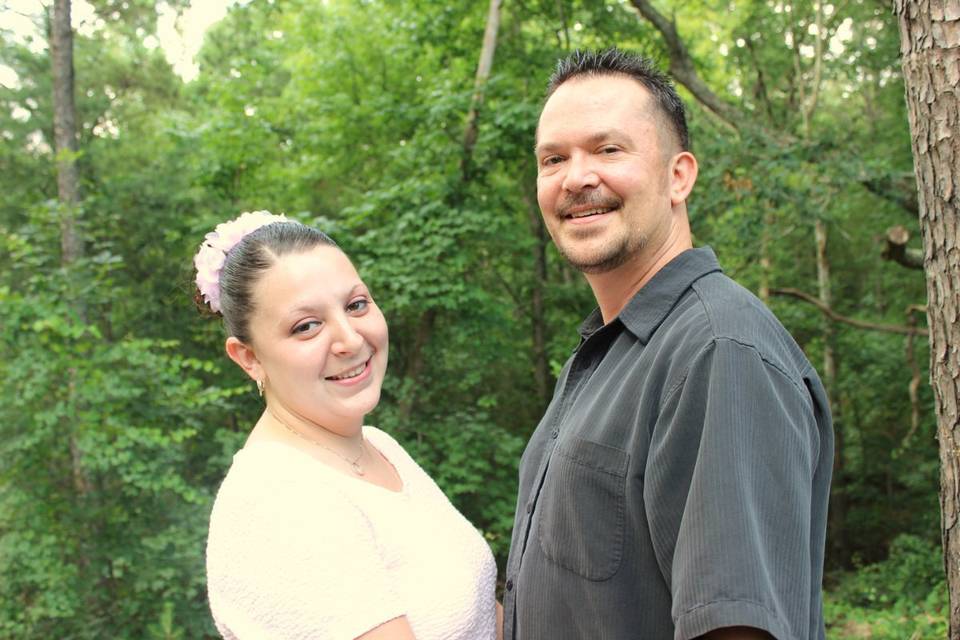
{"left": 286, "top": 283, "right": 366, "bottom": 315}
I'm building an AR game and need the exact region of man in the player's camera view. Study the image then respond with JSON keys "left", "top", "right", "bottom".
{"left": 503, "top": 48, "right": 833, "bottom": 640}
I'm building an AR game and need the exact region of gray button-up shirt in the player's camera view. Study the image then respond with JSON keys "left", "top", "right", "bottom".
{"left": 503, "top": 247, "right": 833, "bottom": 640}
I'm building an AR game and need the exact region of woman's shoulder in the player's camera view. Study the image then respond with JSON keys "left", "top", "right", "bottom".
{"left": 362, "top": 426, "right": 456, "bottom": 505}
{"left": 362, "top": 426, "right": 426, "bottom": 476}
{"left": 211, "top": 442, "right": 361, "bottom": 523}
{"left": 218, "top": 441, "right": 313, "bottom": 490}
{"left": 361, "top": 425, "right": 402, "bottom": 455}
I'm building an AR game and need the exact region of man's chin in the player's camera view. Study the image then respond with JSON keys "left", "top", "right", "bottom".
{"left": 559, "top": 245, "right": 632, "bottom": 275}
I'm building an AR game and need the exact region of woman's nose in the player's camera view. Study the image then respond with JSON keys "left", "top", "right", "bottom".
{"left": 330, "top": 316, "right": 364, "bottom": 355}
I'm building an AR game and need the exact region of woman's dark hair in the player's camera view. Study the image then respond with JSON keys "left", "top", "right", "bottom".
{"left": 197, "top": 221, "right": 338, "bottom": 343}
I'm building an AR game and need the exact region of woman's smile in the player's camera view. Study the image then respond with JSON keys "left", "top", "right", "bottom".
{"left": 325, "top": 357, "right": 373, "bottom": 385}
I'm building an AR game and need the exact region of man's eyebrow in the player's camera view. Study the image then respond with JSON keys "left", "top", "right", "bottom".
{"left": 534, "top": 141, "right": 561, "bottom": 155}
{"left": 534, "top": 130, "right": 631, "bottom": 156}
{"left": 583, "top": 130, "right": 631, "bottom": 146}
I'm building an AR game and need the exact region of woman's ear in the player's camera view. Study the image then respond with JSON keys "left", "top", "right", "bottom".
{"left": 225, "top": 337, "right": 263, "bottom": 383}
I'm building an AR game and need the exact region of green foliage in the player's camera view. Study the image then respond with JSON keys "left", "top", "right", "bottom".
{"left": 0, "top": 273, "right": 225, "bottom": 638}
{"left": 824, "top": 535, "right": 947, "bottom": 638}
{"left": 388, "top": 408, "right": 526, "bottom": 561}
{"left": 0, "top": 0, "right": 944, "bottom": 635}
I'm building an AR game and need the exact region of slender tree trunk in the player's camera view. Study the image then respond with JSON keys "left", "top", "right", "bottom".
{"left": 806, "top": 5, "right": 841, "bottom": 556}
{"left": 894, "top": 0, "right": 960, "bottom": 633}
{"left": 397, "top": 308, "right": 437, "bottom": 427}
{"left": 401, "top": 0, "right": 502, "bottom": 421}
{"left": 461, "top": 0, "right": 502, "bottom": 182}
{"left": 523, "top": 187, "right": 550, "bottom": 411}
{"left": 758, "top": 206, "right": 773, "bottom": 303}
{"left": 51, "top": 0, "right": 90, "bottom": 501}
{"left": 815, "top": 218, "right": 846, "bottom": 559}
{"left": 815, "top": 220, "right": 836, "bottom": 396}
{"left": 52, "top": 0, "right": 82, "bottom": 265}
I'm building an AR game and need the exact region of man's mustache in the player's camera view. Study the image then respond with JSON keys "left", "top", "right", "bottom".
{"left": 556, "top": 192, "right": 623, "bottom": 217}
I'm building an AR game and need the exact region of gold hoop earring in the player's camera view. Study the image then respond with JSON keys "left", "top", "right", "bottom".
{"left": 256, "top": 379, "right": 264, "bottom": 397}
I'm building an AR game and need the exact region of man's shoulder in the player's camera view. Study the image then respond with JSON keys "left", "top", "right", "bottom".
{"left": 661, "top": 271, "right": 812, "bottom": 379}
{"left": 690, "top": 271, "right": 779, "bottom": 336}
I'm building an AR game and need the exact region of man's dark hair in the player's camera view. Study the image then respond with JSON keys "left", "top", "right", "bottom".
{"left": 546, "top": 48, "right": 690, "bottom": 151}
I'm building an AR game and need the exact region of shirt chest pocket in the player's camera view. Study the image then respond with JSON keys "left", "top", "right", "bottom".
{"left": 535, "top": 437, "right": 629, "bottom": 581}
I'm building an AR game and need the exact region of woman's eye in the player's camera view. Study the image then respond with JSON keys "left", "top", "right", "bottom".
{"left": 347, "top": 297, "right": 369, "bottom": 313}
{"left": 293, "top": 320, "right": 321, "bottom": 334}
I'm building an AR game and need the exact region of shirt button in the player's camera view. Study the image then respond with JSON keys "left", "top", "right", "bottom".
{"left": 506, "top": 579, "right": 514, "bottom": 591}
{"left": 550, "top": 428, "right": 559, "bottom": 439}
{"left": 525, "top": 502, "right": 533, "bottom": 514}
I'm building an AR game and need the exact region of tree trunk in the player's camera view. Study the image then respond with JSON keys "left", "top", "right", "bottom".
{"left": 401, "top": 0, "right": 502, "bottom": 421}
{"left": 893, "top": 0, "right": 960, "bottom": 633}
{"left": 815, "top": 218, "right": 846, "bottom": 560}
{"left": 52, "top": 0, "right": 82, "bottom": 265}
{"left": 814, "top": 219, "right": 836, "bottom": 397}
{"left": 51, "top": 0, "right": 91, "bottom": 500}
{"left": 523, "top": 187, "right": 550, "bottom": 411}
{"left": 397, "top": 308, "right": 437, "bottom": 428}
{"left": 759, "top": 206, "right": 774, "bottom": 303}
{"left": 461, "top": 0, "right": 502, "bottom": 182}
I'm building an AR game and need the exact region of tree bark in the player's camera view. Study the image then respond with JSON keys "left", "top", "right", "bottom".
{"left": 759, "top": 206, "right": 773, "bottom": 303}
{"left": 51, "top": 0, "right": 91, "bottom": 501}
{"left": 893, "top": 1, "right": 960, "bottom": 632}
{"left": 814, "top": 220, "right": 836, "bottom": 393}
{"left": 883, "top": 225, "right": 926, "bottom": 269}
{"left": 461, "top": 0, "right": 502, "bottom": 182}
{"left": 814, "top": 218, "right": 846, "bottom": 559}
{"left": 52, "top": 0, "right": 82, "bottom": 265}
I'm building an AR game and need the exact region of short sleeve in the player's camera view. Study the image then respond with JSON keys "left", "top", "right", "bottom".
{"left": 207, "top": 458, "right": 405, "bottom": 640}
{"left": 645, "top": 338, "right": 820, "bottom": 640}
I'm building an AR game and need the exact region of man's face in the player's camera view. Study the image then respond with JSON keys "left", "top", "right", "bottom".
{"left": 534, "top": 74, "right": 679, "bottom": 274}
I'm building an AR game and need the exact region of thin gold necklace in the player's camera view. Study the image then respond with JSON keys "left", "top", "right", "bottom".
{"left": 267, "top": 409, "right": 366, "bottom": 476}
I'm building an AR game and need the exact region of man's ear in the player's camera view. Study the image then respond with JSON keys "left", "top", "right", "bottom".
{"left": 669, "top": 151, "right": 698, "bottom": 206}
{"left": 225, "top": 336, "right": 263, "bottom": 383}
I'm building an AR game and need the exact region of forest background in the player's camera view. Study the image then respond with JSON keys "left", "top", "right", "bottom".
{"left": 0, "top": 0, "right": 948, "bottom": 637}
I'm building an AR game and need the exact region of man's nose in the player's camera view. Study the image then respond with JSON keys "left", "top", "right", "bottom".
{"left": 561, "top": 153, "right": 600, "bottom": 192}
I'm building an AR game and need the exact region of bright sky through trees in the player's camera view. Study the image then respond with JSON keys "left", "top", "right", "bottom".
{"left": 0, "top": 0, "right": 233, "bottom": 86}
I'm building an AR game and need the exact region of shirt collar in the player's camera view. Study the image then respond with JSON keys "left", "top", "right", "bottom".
{"left": 577, "top": 246, "right": 723, "bottom": 345}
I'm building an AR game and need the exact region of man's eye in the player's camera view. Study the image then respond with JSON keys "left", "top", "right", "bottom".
{"left": 600, "top": 146, "right": 619, "bottom": 154}
{"left": 541, "top": 156, "right": 563, "bottom": 167}
{"left": 293, "top": 320, "right": 321, "bottom": 334}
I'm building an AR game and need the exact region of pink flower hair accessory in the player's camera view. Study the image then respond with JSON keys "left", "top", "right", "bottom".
{"left": 194, "top": 210, "right": 288, "bottom": 313}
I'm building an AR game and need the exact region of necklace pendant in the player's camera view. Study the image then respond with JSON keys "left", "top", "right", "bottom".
{"left": 352, "top": 461, "right": 365, "bottom": 476}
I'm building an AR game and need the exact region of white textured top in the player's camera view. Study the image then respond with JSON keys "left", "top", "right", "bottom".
{"left": 206, "top": 427, "right": 498, "bottom": 640}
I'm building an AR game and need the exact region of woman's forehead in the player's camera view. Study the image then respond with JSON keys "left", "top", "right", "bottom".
{"left": 255, "top": 246, "right": 363, "bottom": 306}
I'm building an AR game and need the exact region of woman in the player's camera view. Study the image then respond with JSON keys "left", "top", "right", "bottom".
{"left": 196, "top": 211, "right": 500, "bottom": 639}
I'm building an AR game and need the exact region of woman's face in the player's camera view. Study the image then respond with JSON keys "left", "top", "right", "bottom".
{"left": 242, "top": 245, "right": 388, "bottom": 433}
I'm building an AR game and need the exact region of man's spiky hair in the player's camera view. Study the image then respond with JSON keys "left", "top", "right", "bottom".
{"left": 546, "top": 48, "right": 690, "bottom": 151}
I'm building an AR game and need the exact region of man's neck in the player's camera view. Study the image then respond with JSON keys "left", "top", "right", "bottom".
{"left": 585, "top": 220, "right": 693, "bottom": 324}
